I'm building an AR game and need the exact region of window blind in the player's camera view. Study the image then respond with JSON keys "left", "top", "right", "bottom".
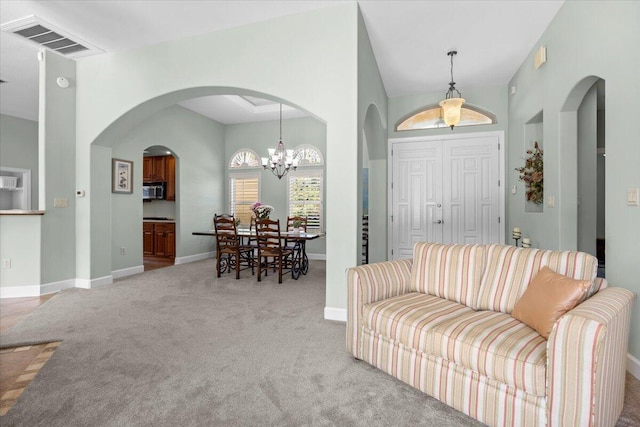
{"left": 230, "top": 175, "right": 259, "bottom": 224}
{"left": 288, "top": 172, "right": 322, "bottom": 231}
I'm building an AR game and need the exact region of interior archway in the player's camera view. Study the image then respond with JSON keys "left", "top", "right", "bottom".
{"left": 558, "top": 76, "right": 606, "bottom": 256}
{"left": 94, "top": 87, "right": 325, "bottom": 278}
{"left": 362, "top": 103, "right": 387, "bottom": 264}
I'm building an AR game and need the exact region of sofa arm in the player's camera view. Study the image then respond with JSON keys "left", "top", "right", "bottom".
{"left": 547, "top": 287, "right": 635, "bottom": 427}
{"left": 346, "top": 259, "right": 413, "bottom": 358}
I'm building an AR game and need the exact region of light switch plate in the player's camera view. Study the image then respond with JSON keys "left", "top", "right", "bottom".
{"left": 546, "top": 196, "right": 555, "bottom": 207}
{"left": 628, "top": 188, "right": 639, "bottom": 206}
{"left": 53, "top": 198, "right": 68, "bottom": 208}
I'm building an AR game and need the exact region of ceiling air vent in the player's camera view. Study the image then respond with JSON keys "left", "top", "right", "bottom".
{"left": 1, "top": 15, "right": 103, "bottom": 58}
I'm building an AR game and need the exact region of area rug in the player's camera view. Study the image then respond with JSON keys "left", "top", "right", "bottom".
{"left": 0, "top": 260, "right": 482, "bottom": 426}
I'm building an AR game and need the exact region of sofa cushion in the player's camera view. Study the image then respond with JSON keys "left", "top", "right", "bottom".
{"left": 424, "top": 310, "right": 548, "bottom": 396}
{"left": 477, "top": 244, "right": 599, "bottom": 313}
{"left": 410, "top": 242, "right": 485, "bottom": 309}
{"left": 512, "top": 267, "right": 590, "bottom": 339}
{"left": 363, "top": 292, "right": 473, "bottom": 349}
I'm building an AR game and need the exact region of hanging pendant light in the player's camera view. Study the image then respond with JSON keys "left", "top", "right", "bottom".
{"left": 439, "top": 50, "right": 465, "bottom": 130}
{"left": 261, "top": 103, "right": 298, "bottom": 179}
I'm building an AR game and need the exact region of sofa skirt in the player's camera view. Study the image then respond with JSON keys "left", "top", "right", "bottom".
{"left": 360, "top": 327, "right": 546, "bottom": 427}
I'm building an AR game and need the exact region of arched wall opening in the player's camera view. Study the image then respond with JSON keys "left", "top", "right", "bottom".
{"left": 558, "top": 76, "right": 605, "bottom": 252}
{"left": 90, "top": 87, "right": 326, "bottom": 279}
{"left": 361, "top": 103, "right": 387, "bottom": 264}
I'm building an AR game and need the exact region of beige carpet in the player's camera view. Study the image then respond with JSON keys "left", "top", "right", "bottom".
{"left": 0, "top": 259, "right": 638, "bottom": 426}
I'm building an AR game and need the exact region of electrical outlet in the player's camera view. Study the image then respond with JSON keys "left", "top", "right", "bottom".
{"left": 2, "top": 259, "right": 11, "bottom": 269}
{"left": 120, "top": 247, "right": 126, "bottom": 255}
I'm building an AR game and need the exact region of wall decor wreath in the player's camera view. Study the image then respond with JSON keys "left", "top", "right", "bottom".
{"left": 516, "top": 142, "right": 543, "bottom": 205}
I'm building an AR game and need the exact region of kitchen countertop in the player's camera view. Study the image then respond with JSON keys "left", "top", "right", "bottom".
{"left": 143, "top": 217, "right": 175, "bottom": 223}
{"left": 0, "top": 210, "right": 45, "bottom": 215}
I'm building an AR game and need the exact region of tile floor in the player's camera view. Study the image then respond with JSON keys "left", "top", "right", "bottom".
{"left": 0, "top": 342, "right": 61, "bottom": 416}
{"left": 0, "top": 294, "right": 58, "bottom": 417}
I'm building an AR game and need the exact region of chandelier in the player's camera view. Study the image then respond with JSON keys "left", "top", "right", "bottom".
{"left": 439, "top": 50, "right": 465, "bottom": 130}
{"left": 261, "top": 103, "right": 297, "bottom": 179}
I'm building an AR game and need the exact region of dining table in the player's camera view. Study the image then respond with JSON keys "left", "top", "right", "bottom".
{"left": 192, "top": 228, "right": 324, "bottom": 277}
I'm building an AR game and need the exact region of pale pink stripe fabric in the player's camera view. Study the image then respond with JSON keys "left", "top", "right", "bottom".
{"left": 410, "top": 242, "right": 485, "bottom": 309}
{"left": 547, "top": 287, "right": 635, "bottom": 427}
{"left": 477, "top": 245, "right": 599, "bottom": 313}
{"left": 346, "top": 259, "right": 413, "bottom": 357}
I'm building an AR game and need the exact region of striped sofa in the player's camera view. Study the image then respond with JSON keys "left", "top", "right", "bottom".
{"left": 347, "top": 243, "right": 635, "bottom": 427}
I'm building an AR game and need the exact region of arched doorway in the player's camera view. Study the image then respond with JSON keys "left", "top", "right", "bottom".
{"left": 559, "top": 76, "right": 606, "bottom": 273}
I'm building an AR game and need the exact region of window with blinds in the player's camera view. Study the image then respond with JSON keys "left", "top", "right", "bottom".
{"left": 288, "top": 171, "right": 323, "bottom": 231}
{"left": 230, "top": 174, "right": 260, "bottom": 225}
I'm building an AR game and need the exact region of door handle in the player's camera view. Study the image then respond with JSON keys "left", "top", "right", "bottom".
{"left": 433, "top": 220, "right": 443, "bottom": 224}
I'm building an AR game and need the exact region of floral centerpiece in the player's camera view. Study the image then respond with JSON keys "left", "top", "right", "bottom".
{"left": 252, "top": 202, "right": 274, "bottom": 219}
{"left": 515, "top": 142, "right": 543, "bottom": 205}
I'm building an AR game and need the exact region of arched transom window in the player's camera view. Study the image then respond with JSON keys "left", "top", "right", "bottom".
{"left": 292, "top": 144, "right": 324, "bottom": 166}
{"left": 229, "top": 149, "right": 261, "bottom": 169}
{"left": 396, "top": 105, "right": 496, "bottom": 131}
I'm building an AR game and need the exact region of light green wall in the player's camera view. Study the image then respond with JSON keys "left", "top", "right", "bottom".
{"left": 111, "top": 105, "right": 225, "bottom": 272}
{"left": 0, "top": 114, "right": 39, "bottom": 208}
{"left": 39, "top": 51, "right": 76, "bottom": 284}
{"left": 71, "top": 4, "right": 359, "bottom": 313}
{"left": 388, "top": 85, "right": 508, "bottom": 139}
{"left": 224, "top": 116, "right": 327, "bottom": 256}
{"left": 507, "top": 1, "right": 640, "bottom": 359}
{"left": 0, "top": 215, "right": 41, "bottom": 290}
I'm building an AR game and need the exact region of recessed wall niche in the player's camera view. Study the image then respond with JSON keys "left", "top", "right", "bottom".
{"left": 522, "top": 111, "right": 543, "bottom": 213}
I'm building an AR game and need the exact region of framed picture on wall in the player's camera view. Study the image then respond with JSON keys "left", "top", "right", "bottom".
{"left": 112, "top": 158, "right": 133, "bottom": 194}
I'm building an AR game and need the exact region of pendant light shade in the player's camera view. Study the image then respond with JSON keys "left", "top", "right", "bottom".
{"left": 439, "top": 97, "right": 465, "bottom": 128}
{"left": 439, "top": 50, "right": 465, "bottom": 130}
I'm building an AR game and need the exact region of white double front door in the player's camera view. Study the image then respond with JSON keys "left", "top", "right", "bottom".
{"left": 390, "top": 132, "right": 504, "bottom": 259}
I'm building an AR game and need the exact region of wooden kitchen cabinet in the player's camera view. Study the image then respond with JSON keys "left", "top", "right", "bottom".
{"left": 143, "top": 223, "right": 155, "bottom": 255}
{"left": 143, "top": 222, "right": 175, "bottom": 259}
{"left": 166, "top": 156, "right": 176, "bottom": 201}
{"left": 143, "top": 156, "right": 167, "bottom": 183}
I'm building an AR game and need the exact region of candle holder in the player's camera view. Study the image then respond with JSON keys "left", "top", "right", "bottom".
{"left": 512, "top": 229, "right": 522, "bottom": 247}
{"left": 522, "top": 238, "right": 532, "bottom": 248}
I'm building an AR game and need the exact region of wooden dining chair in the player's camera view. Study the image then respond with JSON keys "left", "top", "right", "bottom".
{"left": 213, "top": 214, "right": 254, "bottom": 279}
{"left": 255, "top": 218, "right": 299, "bottom": 283}
{"left": 285, "top": 215, "right": 309, "bottom": 274}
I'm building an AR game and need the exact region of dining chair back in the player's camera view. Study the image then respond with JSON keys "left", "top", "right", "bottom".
{"left": 213, "top": 214, "right": 254, "bottom": 279}
{"left": 255, "top": 218, "right": 299, "bottom": 283}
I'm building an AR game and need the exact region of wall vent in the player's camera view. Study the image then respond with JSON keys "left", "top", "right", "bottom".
{"left": 1, "top": 15, "right": 103, "bottom": 58}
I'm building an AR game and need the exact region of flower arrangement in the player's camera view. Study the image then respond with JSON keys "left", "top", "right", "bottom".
{"left": 252, "top": 202, "right": 274, "bottom": 219}
{"left": 516, "top": 142, "right": 543, "bottom": 205}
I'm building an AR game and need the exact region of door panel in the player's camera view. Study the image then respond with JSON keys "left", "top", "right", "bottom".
{"left": 392, "top": 135, "right": 501, "bottom": 259}
{"left": 392, "top": 141, "right": 442, "bottom": 259}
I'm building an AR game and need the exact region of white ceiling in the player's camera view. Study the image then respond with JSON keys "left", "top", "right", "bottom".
{"left": 0, "top": 0, "right": 564, "bottom": 123}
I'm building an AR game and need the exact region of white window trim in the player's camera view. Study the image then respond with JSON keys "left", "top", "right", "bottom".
{"left": 229, "top": 148, "right": 262, "bottom": 169}
{"left": 292, "top": 144, "right": 324, "bottom": 167}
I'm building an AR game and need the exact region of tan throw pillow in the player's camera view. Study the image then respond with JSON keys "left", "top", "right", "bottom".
{"left": 511, "top": 266, "right": 591, "bottom": 339}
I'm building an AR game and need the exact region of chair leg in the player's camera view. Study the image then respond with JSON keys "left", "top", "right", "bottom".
{"left": 216, "top": 253, "right": 221, "bottom": 278}
{"left": 257, "top": 255, "right": 262, "bottom": 282}
{"left": 278, "top": 257, "right": 283, "bottom": 284}
{"left": 235, "top": 252, "right": 240, "bottom": 280}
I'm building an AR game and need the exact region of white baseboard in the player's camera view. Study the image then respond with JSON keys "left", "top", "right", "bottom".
{"left": 174, "top": 251, "right": 215, "bottom": 265}
{"left": 1, "top": 277, "right": 76, "bottom": 298}
{"left": 628, "top": 353, "right": 640, "bottom": 380}
{"left": 324, "top": 306, "right": 347, "bottom": 322}
{"left": 308, "top": 253, "right": 326, "bottom": 261}
{"left": 0, "top": 285, "right": 42, "bottom": 298}
{"left": 75, "top": 275, "right": 113, "bottom": 289}
{"left": 41, "top": 278, "right": 76, "bottom": 295}
{"left": 112, "top": 265, "right": 144, "bottom": 279}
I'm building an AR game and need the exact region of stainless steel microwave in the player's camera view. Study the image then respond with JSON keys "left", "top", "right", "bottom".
{"left": 142, "top": 183, "right": 165, "bottom": 200}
